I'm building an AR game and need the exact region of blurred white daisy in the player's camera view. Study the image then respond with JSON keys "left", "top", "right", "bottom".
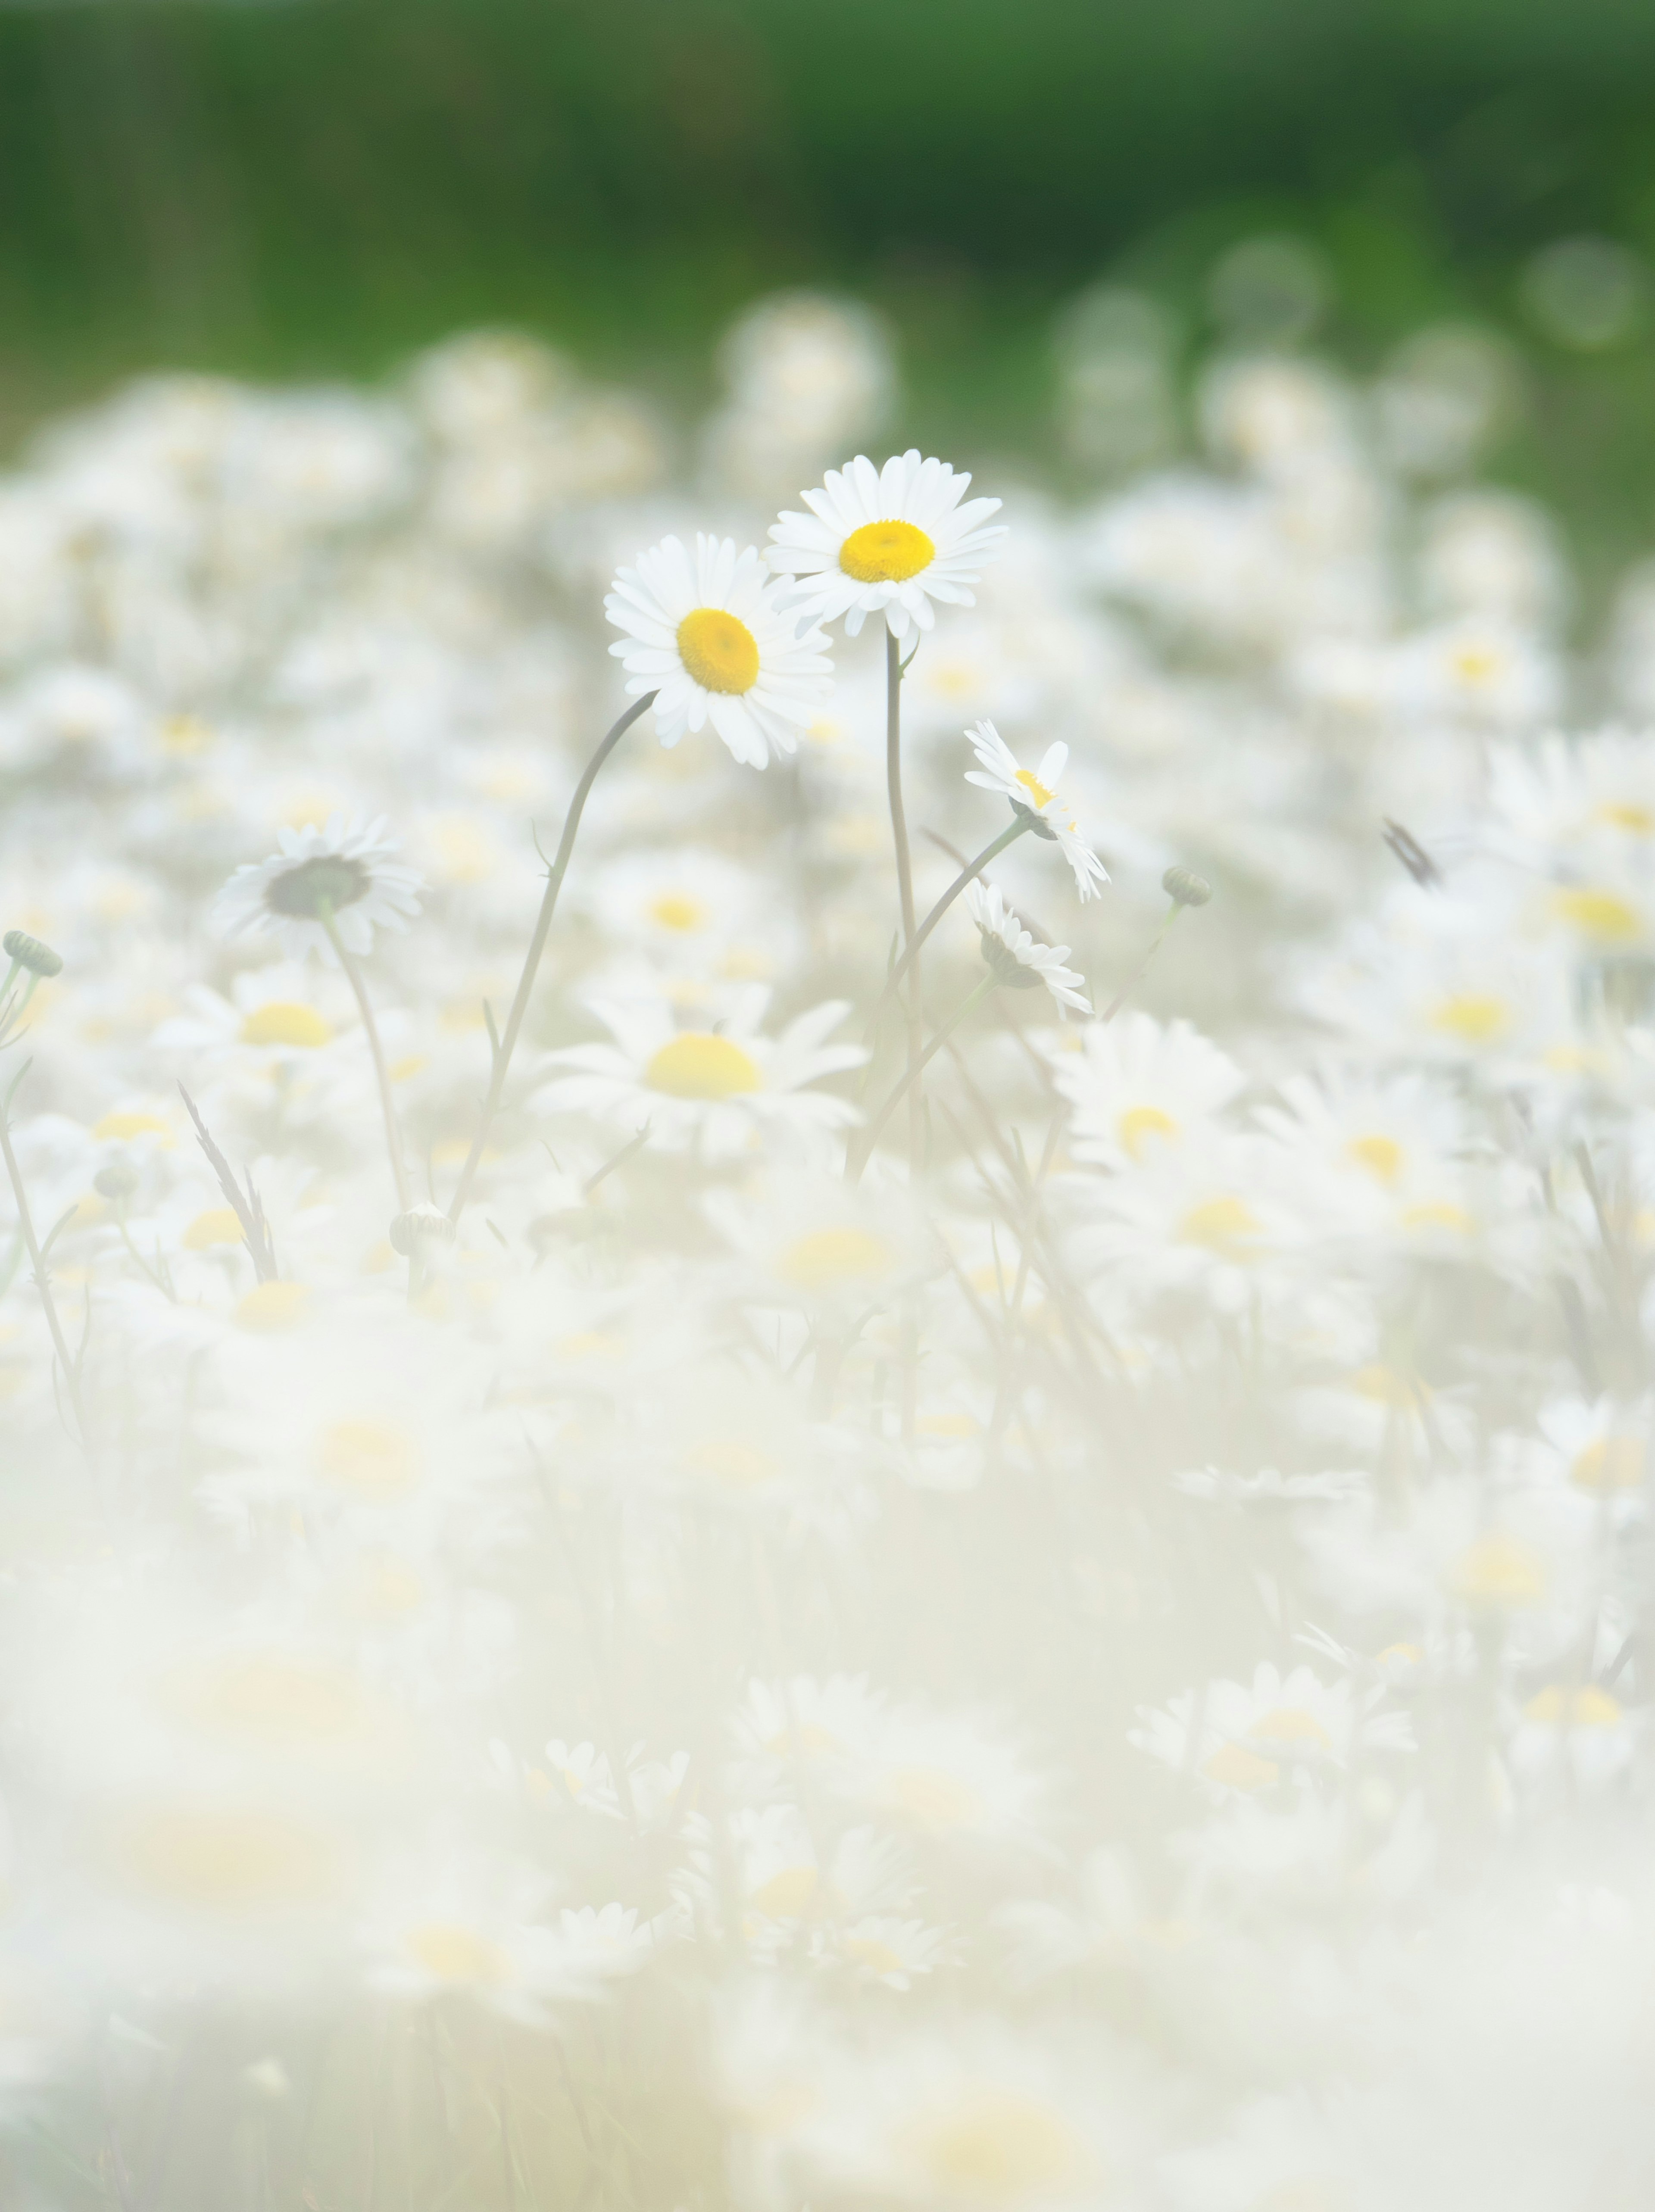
{"left": 966, "top": 880, "right": 1091, "bottom": 1017}
{"left": 606, "top": 533, "right": 833, "bottom": 768}
{"left": 767, "top": 449, "right": 1006, "bottom": 640}
{"left": 963, "top": 719, "right": 1110, "bottom": 899}
{"left": 211, "top": 816, "right": 423, "bottom": 964}
{"left": 533, "top": 986, "right": 866, "bottom": 1160}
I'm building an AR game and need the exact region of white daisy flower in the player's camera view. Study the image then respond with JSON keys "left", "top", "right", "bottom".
{"left": 532, "top": 985, "right": 866, "bottom": 1160}
{"left": 605, "top": 533, "right": 833, "bottom": 769}
{"left": 766, "top": 449, "right": 1006, "bottom": 641}
{"left": 963, "top": 719, "right": 1109, "bottom": 900}
{"left": 965, "top": 880, "right": 1091, "bottom": 1017}
{"left": 211, "top": 816, "right": 423, "bottom": 964}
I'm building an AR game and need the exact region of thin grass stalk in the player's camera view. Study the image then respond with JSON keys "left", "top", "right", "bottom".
{"left": 0, "top": 1104, "right": 88, "bottom": 1448}
{"left": 324, "top": 914, "right": 412, "bottom": 1215}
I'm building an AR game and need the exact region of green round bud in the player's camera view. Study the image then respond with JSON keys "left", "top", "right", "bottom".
{"left": 3, "top": 930, "right": 63, "bottom": 978}
{"left": 1162, "top": 866, "right": 1212, "bottom": 908}
{"left": 94, "top": 1162, "right": 140, "bottom": 1203}
{"left": 389, "top": 1204, "right": 458, "bottom": 1258}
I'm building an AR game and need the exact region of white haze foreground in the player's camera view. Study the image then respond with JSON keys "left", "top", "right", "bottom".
{"left": 3, "top": 296, "right": 1655, "bottom": 2209}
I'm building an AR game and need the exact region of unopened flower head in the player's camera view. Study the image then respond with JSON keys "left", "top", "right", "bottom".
{"left": 606, "top": 533, "right": 834, "bottom": 770}
{"left": 963, "top": 721, "right": 1110, "bottom": 902}
{"left": 767, "top": 449, "right": 1006, "bottom": 641}
{"left": 966, "top": 880, "right": 1091, "bottom": 1016}
{"left": 212, "top": 817, "right": 424, "bottom": 964}
{"left": 2, "top": 930, "right": 63, "bottom": 980}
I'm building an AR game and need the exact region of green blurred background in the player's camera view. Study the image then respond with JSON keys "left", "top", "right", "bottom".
{"left": 5, "top": 0, "right": 1655, "bottom": 563}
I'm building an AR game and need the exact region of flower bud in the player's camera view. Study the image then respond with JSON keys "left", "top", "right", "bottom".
{"left": 94, "top": 1162, "right": 141, "bottom": 1203}
{"left": 389, "top": 1202, "right": 458, "bottom": 1258}
{"left": 3, "top": 930, "right": 63, "bottom": 978}
{"left": 1162, "top": 866, "right": 1212, "bottom": 908}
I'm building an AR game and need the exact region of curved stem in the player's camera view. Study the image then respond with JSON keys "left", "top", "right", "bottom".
{"left": 326, "top": 917, "right": 411, "bottom": 1214}
{"left": 0, "top": 1107, "right": 87, "bottom": 1447}
{"left": 849, "top": 973, "right": 998, "bottom": 1186}
{"left": 1101, "top": 899, "right": 1182, "bottom": 1024}
{"left": 447, "top": 691, "right": 656, "bottom": 1228}
{"left": 870, "top": 814, "right": 1032, "bottom": 1027}
{"left": 884, "top": 630, "right": 922, "bottom": 1165}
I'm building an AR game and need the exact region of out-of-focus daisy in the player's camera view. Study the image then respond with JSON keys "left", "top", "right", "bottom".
{"left": 767, "top": 450, "right": 1006, "bottom": 641}
{"left": 533, "top": 986, "right": 865, "bottom": 1160}
{"left": 211, "top": 816, "right": 423, "bottom": 964}
{"left": 966, "top": 882, "right": 1091, "bottom": 1017}
{"left": 1131, "top": 1663, "right": 1411, "bottom": 1799}
{"left": 1052, "top": 1011, "right": 1244, "bottom": 1168}
{"left": 606, "top": 533, "right": 833, "bottom": 769}
{"left": 963, "top": 720, "right": 1109, "bottom": 899}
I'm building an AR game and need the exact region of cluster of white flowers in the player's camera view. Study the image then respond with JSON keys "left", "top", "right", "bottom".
{"left": 3, "top": 308, "right": 1655, "bottom": 2208}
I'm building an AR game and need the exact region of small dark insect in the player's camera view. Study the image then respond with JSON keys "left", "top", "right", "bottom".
{"left": 1381, "top": 818, "right": 1442, "bottom": 888}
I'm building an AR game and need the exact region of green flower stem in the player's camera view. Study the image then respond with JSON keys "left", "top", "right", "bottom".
{"left": 850, "top": 972, "right": 999, "bottom": 1186}
{"left": 0, "top": 1105, "right": 88, "bottom": 1447}
{"left": 323, "top": 912, "right": 412, "bottom": 1215}
{"left": 446, "top": 690, "right": 656, "bottom": 1230}
{"left": 1100, "top": 898, "right": 1183, "bottom": 1024}
{"left": 869, "top": 812, "right": 1034, "bottom": 1029}
{"left": 885, "top": 628, "right": 924, "bottom": 1171}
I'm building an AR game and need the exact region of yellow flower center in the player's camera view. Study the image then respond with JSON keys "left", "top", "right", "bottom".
{"left": 235, "top": 1281, "right": 310, "bottom": 1333}
{"left": 164, "top": 1659, "right": 375, "bottom": 1749}
{"left": 843, "top": 1935, "right": 906, "bottom": 1976}
{"left": 1201, "top": 1742, "right": 1280, "bottom": 1792}
{"left": 1179, "top": 1196, "right": 1261, "bottom": 1249}
{"left": 1346, "top": 1134, "right": 1402, "bottom": 1183}
{"left": 239, "top": 1002, "right": 333, "bottom": 1049}
{"left": 1571, "top": 1436, "right": 1646, "bottom": 1491}
{"left": 762, "top": 1724, "right": 846, "bottom": 1760}
{"left": 1524, "top": 1685, "right": 1622, "bottom": 1728}
{"left": 778, "top": 1227, "right": 893, "bottom": 1289}
{"left": 916, "top": 1412, "right": 980, "bottom": 1440}
{"left": 645, "top": 1033, "right": 762, "bottom": 1098}
{"left": 1014, "top": 767, "right": 1055, "bottom": 810}
{"left": 183, "top": 1207, "right": 246, "bottom": 1251}
{"left": 903, "top": 2095, "right": 1092, "bottom": 2203}
{"left": 676, "top": 607, "right": 760, "bottom": 695}
{"left": 1450, "top": 1532, "right": 1545, "bottom": 1607}
{"left": 686, "top": 1437, "right": 781, "bottom": 1488}
{"left": 886, "top": 1766, "right": 981, "bottom": 1829}
{"left": 1119, "top": 1104, "right": 1177, "bottom": 1158}
{"left": 749, "top": 1866, "right": 828, "bottom": 1919}
{"left": 405, "top": 1923, "right": 512, "bottom": 1986}
{"left": 112, "top": 1807, "right": 343, "bottom": 1909}
{"left": 1349, "top": 1363, "right": 1421, "bottom": 1406}
{"left": 1401, "top": 1201, "right": 1474, "bottom": 1234}
{"left": 317, "top": 1419, "right": 418, "bottom": 1499}
{"left": 1452, "top": 643, "right": 1500, "bottom": 685}
{"left": 648, "top": 893, "right": 707, "bottom": 933}
{"left": 1594, "top": 801, "right": 1655, "bottom": 833}
{"left": 1428, "top": 993, "right": 1509, "bottom": 1043}
{"left": 1552, "top": 887, "right": 1643, "bottom": 943}
{"left": 839, "top": 518, "right": 936, "bottom": 584}
{"left": 94, "top": 1112, "right": 170, "bottom": 1143}
{"left": 1248, "top": 1707, "right": 1332, "bottom": 1752}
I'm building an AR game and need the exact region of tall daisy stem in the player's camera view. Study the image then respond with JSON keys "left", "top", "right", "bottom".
{"left": 1101, "top": 899, "right": 1183, "bottom": 1024}
{"left": 324, "top": 914, "right": 411, "bottom": 1215}
{"left": 850, "top": 973, "right": 998, "bottom": 1186}
{"left": 447, "top": 692, "right": 656, "bottom": 1229}
{"left": 870, "top": 813, "right": 1032, "bottom": 1026}
{"left": 884, "top": 629, "right": 924, "bottom": 1164}
{"left": 0, "top": 1101, "right": 88, "bottom": 1447}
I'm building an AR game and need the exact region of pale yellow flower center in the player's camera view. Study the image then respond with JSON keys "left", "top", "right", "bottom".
{"left": 1428, "top": 993, "right": 1508, "bottom": 1042}
{"left": 676, "top": 607, "right": 760, "bottom": 694}
{"left": 1524, "top": 1684, "right": 1622, "bottom": 1728}
{"left": 1346, "top": 1134, "right": 1402, "bottom": 1183}
{"left": 778, "top": 1227, "right": 893, "bottom": 1288}
{"left": 235, "top": 1281, "right": 310, "bottom": 1333}
{"left": 184, "top": 1207, "right": 246, "bottom": 1251}
{"left": 749, "top": 1866, "right": 834, "bottom": 1919}
{"left": 843, "top": 1935, "right": 905, "bottom": 1975}
{"left": 406, "top": 1923, "right": 512, "bottom": 1985}
{"left": 686, "top": 1437, "right": 781, "bottom": 1488}
{"left": 645, "top": 1033, "right": 762, "bottom": 1098}
{"left": 648, "top": 893, "right": 707, "bottom": 933}
{"left": 1248, "top": 1707, "right": 1332, "bottom": 1751}
{"left": 1402, "top": 1201, "right": 1473, "bottom": 1234}
{"left": 163, "top": 1659, "right": 375, "bottom": 1749}
{"left": 1450, "top": 1532, "right": 1545, "bottom": 1607}
{"left": 1014, "top": 767, "right": 1055, "bottom": 809}
{"left": 317, "top": 1419, "right": 418, "bottom": 1499}
{"left": 1119, "top": 1104, "right": 1177, "bottom": 1157}
{"left": 1571, "top": 1435, "right": 1646, "bottom": 1491}
{"left": 839, "top": 518, "right": 935, "bottom": 584}
{"left": 112, "top": 1807, "right": 343, "bottom": 1908}
{"left": 95, "top": 1112, "right": 169, "bottom": 1142}
{"left": 240, "top": 1002, "right": 333, "bottom": 1048}
{"left": 1552, "top": 887, "right": 1642, "bottom": 943}
{"left": 1594, "top": 800, "right": 1655, "bottom": 833}
{"left": 1202, "top": 1742, "right": 1279, "bottom": 1791}
{"left": 887, "top": 1766, "right": 981, "bottom": 1828}
{"left": 1180, "top": 1195, "right": 1260, "bottom": 1248}
{"left": 902, "top": 2094, "right": 1092, "bottom": 2202}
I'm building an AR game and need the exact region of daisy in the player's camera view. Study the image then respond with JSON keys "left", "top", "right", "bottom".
{"left": 532, "top": 985, "right": 866, "bottom": 1160}
{"left": 1052, "top": 1011, "right": 1245, "bottom": 1169}
{"left": 963, "top": 720, "right": 1110, "bottom": 899}
{"left": 965, "top": 881, "right": 1091, "bottom": 1017}
{"left": 766, "top": 449, "right": 1006, "bottom": 641}
{"left": 605, "top": 533, "right": 833, "bottom": 769}
{"left": 211, "top": 816, "right": 423, "bottom": 964}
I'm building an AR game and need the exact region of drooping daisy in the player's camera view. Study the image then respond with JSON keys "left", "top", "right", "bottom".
{"left": 532, "top": 986, "right": 866, "bottom": 1160}
{"left": 964, "top": 720, "right": 1110, "bottom": 899}
{"left": 605, "top": 534, "right": 833, "bottom": 769}
{"left": 966, "top": 881, "right": 1091, "bottom": 1017}
{"left": 211, "top": 816, "right": 423, "bottom": 964}
{"left": 766, "top": 449, "right": 1006, "bottom": 641}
